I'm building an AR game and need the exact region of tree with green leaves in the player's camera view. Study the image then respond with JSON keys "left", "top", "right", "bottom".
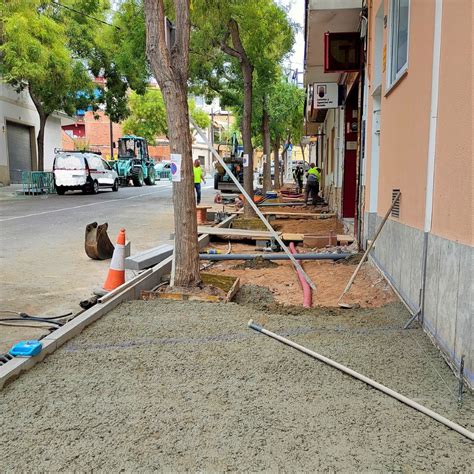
{"left": 123, "top": 88, "right": 210, "bottom": 143}
{"left": 266, "top": 76, "right": 305, "bottom": 188}
{"left": 191, "top": 0, "right": 294, "bottom": 214}
{"left": 0, "top": 0, "right": 99, "bottom": 170}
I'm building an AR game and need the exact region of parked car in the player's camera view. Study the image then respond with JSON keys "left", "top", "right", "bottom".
{"left": 53, "top": 151, "right": 119, "bottom": 195}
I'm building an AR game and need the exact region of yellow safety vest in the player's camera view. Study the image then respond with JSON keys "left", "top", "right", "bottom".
{"left": 308, "top": 168, "right": 320, "bottom": 181}
{"left": 194, "top": 166, "right": 203, "bottom": 184}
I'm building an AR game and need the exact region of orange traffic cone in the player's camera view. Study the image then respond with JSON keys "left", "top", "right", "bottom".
{"left": 102, "top": 228, "right": 126, "bottom": 292}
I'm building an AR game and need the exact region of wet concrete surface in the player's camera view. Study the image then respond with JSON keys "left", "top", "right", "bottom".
{"left": 1, "top": 299, "right": 472, "bottom": 471}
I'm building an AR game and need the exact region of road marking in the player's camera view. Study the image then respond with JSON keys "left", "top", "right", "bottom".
{"left": 0, "top": 187, "right": 172, "bottom": 222}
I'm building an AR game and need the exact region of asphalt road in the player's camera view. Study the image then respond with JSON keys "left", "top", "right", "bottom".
{"left": 0, "top": 181, "right": 215, "bottom": 351}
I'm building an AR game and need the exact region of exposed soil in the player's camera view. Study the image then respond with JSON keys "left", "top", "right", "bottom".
{"left": 233, "top": 256, "right": 278, "bottom": 270}
{"left": 207, "top": 259, "right": 395, "bottom": 308}
{"left": 272, "top": 216, "right": 344, "bottom": 235}
{"left": 160, "top": 283, "right": 227, "bottom": 298}
{"left": 1, "top": 300, "right": 472, "bottom": 472}
{"left": 231, "top": 217, "right": 267, "bottom": 231}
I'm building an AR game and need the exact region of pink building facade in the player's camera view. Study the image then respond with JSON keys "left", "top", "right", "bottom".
{"left": 305, "top": 0, "right": 472, "bottom": 386}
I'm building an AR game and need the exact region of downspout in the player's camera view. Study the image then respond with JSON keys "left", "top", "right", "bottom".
{"left": 420, "top": 0, "right": 443, "bottom": 322}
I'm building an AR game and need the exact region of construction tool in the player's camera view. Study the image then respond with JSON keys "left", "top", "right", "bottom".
{"left": 85, "top": 222, "right": 115, "bottom": 260}
{"left": 337, "top": 191, "right": 401, "bottom": 307}
{"left": 9, "top": 340, "right": 43, "bottom": 357}
{"left": 248, "top": 320, "right": 474, "bottom": 441}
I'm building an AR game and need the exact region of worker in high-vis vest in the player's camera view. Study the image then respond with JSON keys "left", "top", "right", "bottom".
{"left": 305, "top": 163, "right": 321, "bottom": 206}
{"left": 193, "top": 159, "right": 206, "bottom": 205}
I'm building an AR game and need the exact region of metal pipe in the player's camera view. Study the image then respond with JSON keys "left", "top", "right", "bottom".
{"left": 199, "top": 253, "right": 351, "bottom": 261}
{"left": 248, "top": 320, "right": 474, "bottom": 441}
{"left": 290, "top": 242, "right": 312, "bottom": 308}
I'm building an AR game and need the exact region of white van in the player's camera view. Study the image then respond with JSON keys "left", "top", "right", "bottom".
{"left": 53, "top": 152, "right": 119, "bottom": 195}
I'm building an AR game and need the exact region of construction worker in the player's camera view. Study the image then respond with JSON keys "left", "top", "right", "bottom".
{"left": 293, "top": 165, "right": 304, "bottom": 194}
{"left": 305, "top": 163, "right": 321, "bottom": 206}
{"left": 193, "top": 159, "right": 206, "bottom": 205}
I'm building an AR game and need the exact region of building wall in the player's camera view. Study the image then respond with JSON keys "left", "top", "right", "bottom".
{"left": 363, "top": 0, "right": 473, "bottom": 386}
{"left": 376, "top": 0, "right": 435, "bottom": 229}
{"left": 0, "top": 83, "right": 63, "bottom": 185}
{"left": 430, "top": 0, "right": 472, "bottom": 245}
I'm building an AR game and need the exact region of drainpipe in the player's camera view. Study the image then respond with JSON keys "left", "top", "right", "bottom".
{"left": 420, "top": 0, "right": 443, "bottom": 322}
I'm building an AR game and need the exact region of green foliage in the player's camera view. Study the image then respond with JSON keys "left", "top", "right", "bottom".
{"left": 122, "top": 89, "right": 167, "bottom": 142}
{"left": 123, "top": 88, "right": 211, "bottom": 143}
{"left": 189, "top": 99, "right": 211, "bottom": 130}
{"left": 190, "top": 0, "right": 295, "bottom": 106}
{"left": 268, "top": 76, "right": 305, "bottom": 144}
{"left": 0, "top": 0, "right": 97, "bottom": 117}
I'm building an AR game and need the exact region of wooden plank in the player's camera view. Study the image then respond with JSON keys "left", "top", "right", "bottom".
{"left": 337, "top": 234, "right": 355, "bottom": 244}
{"left": 197, "top": 226, "right": 278, "bottom": 239}
{"left": 263, "top": 212, "right": 336, "bottom": 219}
{"left": 282, "top": 233, "right": 304, "bottom": 241}
{"left": 226, "top": 277, "right": 240, "bottom": 302}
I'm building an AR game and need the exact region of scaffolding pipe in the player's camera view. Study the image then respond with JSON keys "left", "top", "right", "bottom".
{"left": 248, "top": 320, "right": 474, "bottom": 441}
{"left": 199, "top": 253, "right": 351, "bottom": 261}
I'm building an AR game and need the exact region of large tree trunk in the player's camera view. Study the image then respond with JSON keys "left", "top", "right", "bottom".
{"left": 162, "top": 83, "right": 200, "bottom": 287}
{"left": 261, "top": 98, "right": 271, "bottom": 193}
{"left": 144, "top": 0, "right": 200, "bottom": 287}
{"left": 273, "top": 135, "right": 281, "bottom": 189}
{"left": 221, "top": 19, "right": 255, "bottom": 216}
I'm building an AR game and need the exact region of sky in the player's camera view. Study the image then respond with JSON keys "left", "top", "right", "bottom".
{"left": 280, "top": 0, "right": 306, "bottom": 84}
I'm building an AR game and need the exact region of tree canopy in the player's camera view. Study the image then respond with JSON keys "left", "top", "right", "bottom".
{"left": 122, "top": 88, "right": 210, "bottom": 143}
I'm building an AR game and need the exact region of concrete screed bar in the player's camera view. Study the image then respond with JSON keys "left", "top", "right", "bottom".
{"left": 190, "top": 117, "right": 317, "bottom": 291}
{"left": 248, "top": 320, "right": 474, "bottom": 441}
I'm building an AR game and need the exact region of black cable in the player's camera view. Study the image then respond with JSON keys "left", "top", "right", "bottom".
{"left": 53, "top": 1, "right": 120, "bottom": 30}
{"left": 18, "top": 312, "right": 72, "bottom": 321}
{"left": 0, "top": 318, "right": 63, "bottom": 327}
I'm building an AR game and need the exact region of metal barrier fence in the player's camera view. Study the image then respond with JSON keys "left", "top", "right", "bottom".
{"left": 158, "top": 170, "right": 171, "bottom": 181}
{"left": 21, "top": 171, "right": 56, "bottom": 195}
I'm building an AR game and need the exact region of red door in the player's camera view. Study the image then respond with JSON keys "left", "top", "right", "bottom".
{"left": 342, "top": 88, "right": 358, "bottom": 218}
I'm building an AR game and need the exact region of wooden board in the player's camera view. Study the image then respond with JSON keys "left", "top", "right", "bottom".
{"left": 263, "top": 212, "right": 336, "bottom": 219}
{"left": 141, "top": 274, "right": 240, "bottom": 303}
{"left": 337, "top": 234, "right": 355, "bottom": 244}
{"left": 282, "top": 233, "right": 304, "bottom": 241}
{"left": 198, "top": 226, "right": 279, "bottom": 239}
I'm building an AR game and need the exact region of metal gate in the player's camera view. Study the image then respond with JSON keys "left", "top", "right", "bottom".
{"left": 7, "top": 122, "right": 33, "bottom": 184}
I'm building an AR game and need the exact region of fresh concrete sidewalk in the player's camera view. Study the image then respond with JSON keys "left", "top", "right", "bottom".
{"left": 1, "top": 299, "right": 472, "bottom": 471}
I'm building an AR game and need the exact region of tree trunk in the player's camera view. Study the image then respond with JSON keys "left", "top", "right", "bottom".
{"left": 221, "top": 19, "right": 255, "bottom": 216}
{"left": 273, "top": 135, "right": 281, "bottom": 189}
{"left": 262, "top": 98, "right": 271, "bottom": 193}
{"left": 144, "top": 0, "right": 200, "bottom": 288}
{"left": 162, "top": 83, "right": 201, "bottom": 287}
{"left": 36, "top": 114, "right": 48, "bottom": 171}
{"left": 28, "top": 85, "right": 48, "bottom": 171}
{"left": 238, "top": 54, "right": 255, "bottom": 215}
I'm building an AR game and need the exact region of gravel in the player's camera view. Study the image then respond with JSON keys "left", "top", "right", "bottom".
{"left": 1, "top": 300, "right": 472, "bottom": 472}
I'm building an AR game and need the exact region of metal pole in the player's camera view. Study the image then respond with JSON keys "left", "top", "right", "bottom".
{"left": 248, "top": 320, "right": 474, "bottom": 441}
{"left": 190, "top": 117, "right": 316, "bottom": 290}
{"left": 199, "top": 252, "right": 352, "bottom": 261}
{"left": 338, "top": 191, "right": 401, "bottom": 303}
